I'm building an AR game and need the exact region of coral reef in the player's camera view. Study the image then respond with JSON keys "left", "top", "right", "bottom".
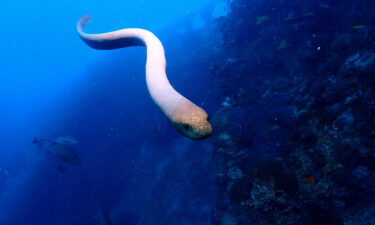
{"left": 210, "top": 0, "right": 375, "bottom": 224}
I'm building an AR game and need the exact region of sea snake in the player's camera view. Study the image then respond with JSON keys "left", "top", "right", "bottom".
{"left": 77, "top": 15, "right": 212, "bottom": 139}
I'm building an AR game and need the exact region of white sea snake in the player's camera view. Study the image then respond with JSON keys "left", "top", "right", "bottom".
{"left": 77, "top": 15, "right": 212, "bottom": 139}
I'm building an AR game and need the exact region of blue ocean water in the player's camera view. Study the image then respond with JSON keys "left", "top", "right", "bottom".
{"left": 1, "top": 0, "right": 375, "bottom": 224}
{"left": 0, "top": 0, "right": 224, "bottom": 224}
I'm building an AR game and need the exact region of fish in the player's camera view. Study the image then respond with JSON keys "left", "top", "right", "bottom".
{"left": 54, "top": 136, "right": 78, "bottom": 145}
{"left": 32, "top": 137, "right": 81, "bottom": 165}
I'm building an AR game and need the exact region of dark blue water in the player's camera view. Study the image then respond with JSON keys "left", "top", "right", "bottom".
{"left": 1, "top": 0, "right": 375, "bottom": 224}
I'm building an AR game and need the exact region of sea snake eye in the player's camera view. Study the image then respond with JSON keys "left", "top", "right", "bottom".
{"left": 183, "top": 124, "right": 191, "bottom": 130}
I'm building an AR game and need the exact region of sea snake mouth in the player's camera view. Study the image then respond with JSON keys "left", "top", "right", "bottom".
{"left": 77, "top": 15, "right": 212, "bottom": 139}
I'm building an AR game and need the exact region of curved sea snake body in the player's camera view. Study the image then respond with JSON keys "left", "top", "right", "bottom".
{"left": 77, "top": 15, "right": 212, "bottom": 139}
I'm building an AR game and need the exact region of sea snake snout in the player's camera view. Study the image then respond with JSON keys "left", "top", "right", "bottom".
{"left": 174, "top": 108, "right": 212, "bottom": 139}
{"left": 77, "top": 15, "right": 212, "bottom": 140}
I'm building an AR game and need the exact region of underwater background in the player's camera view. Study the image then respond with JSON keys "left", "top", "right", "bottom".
{"left": 0, "top": 0, "right": 374, "bottom": 224}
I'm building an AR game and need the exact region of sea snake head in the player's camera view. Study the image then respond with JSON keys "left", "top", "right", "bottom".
{"left": 173, "top": 107, "right": 212, "bottom": 139}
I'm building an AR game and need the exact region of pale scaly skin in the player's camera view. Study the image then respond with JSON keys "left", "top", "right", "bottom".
{"left": 77, "top": 15, "right": 212, "bottom": 139}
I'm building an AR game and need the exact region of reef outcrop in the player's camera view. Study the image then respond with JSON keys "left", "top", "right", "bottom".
{"left": 210, "top": 0, "right": 375, "bottom": 224}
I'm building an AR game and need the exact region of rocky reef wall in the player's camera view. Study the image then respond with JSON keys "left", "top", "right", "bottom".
{"left": 210, "top": 0, "right": 375, "bottom": 224}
